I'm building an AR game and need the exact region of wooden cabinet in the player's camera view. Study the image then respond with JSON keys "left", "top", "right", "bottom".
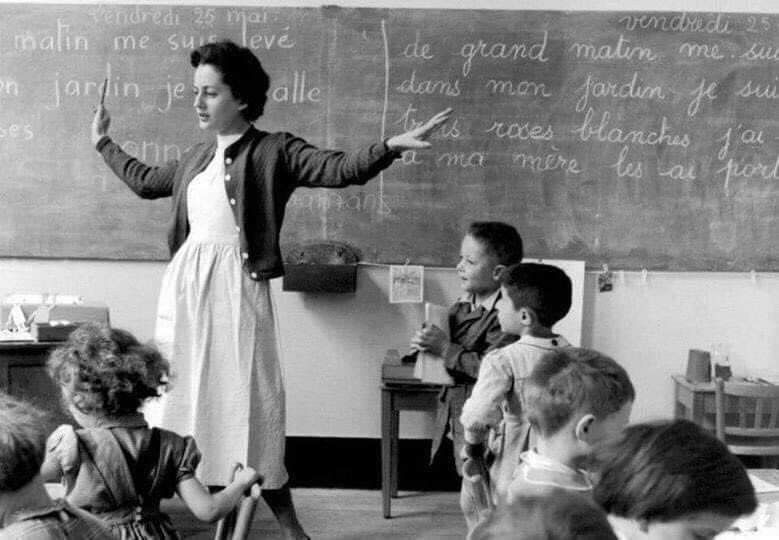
{"left": 0, "top": 342, "right": 73, "bottom": 430}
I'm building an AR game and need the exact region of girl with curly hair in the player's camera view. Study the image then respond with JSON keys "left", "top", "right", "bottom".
{"left": 40, "top": 323, "right": 262, "bottom": 539}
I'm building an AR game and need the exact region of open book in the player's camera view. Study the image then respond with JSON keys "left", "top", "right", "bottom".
{"left": 413, "top": 302, "right": 454, "bottom": 385}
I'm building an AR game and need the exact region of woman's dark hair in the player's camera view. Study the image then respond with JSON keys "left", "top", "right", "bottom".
{"left": 0, "top": 392, "right": 47, "bottom": 492}
{"left": 48, "top": 323, "right": 170, "bottom": 416}
{"left": 590, "top": 419, "right": 757, "bottom": 522}
{"left": 190, "top": 40, "right": 270, "bottom": 121}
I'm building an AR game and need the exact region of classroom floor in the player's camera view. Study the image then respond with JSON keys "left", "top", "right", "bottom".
{"left": 164, "top": 488, "right": 465, "bottom": 539}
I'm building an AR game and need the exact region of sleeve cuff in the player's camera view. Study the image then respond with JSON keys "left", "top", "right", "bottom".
{"left": 443, "top": 342, "right": 463, "bottom": 369}
{"left": 464, "top": 442, "right": 486, "bottom": 458}
{"left": 464, "top": 428, "right": 488, "bottom": 445}
{"left": 95, "top": 135, "right": 111, "bottom": 151}
{"left": 382, "top": 138, "right": 403, "bottom": 159}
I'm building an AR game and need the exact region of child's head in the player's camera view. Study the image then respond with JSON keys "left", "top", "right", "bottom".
{"left": 497, "top": 263, "right": 572, "bottom": 335}
{"left": 0, "top": 392, "right": 47, "bottom": 493}
{"left": 48, "top": 323, "right": 169, "bottom": 420}
{"left": 590, "top": 419, "right": 757, "bottom": 540}
{"left": 525, "top": 348, "right": 634, "bottom": 457}
{"left": 457, "top": 222, "right": 523, "bottom": 298}
{"left": 473, "top": 488, "right": 617, "bottom": 540}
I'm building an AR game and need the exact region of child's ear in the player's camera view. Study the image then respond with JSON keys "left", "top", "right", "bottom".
{"left": 574, "top": 414, "right": 596, "bottom": 443}
{"left": 492, "top": 264, "right": 506, "bottom": 281}
{"left": 518, "top": 307, "right": 534, "bottom": 325}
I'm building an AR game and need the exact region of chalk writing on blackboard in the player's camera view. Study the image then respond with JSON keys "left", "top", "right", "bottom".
{"left": 0, "top": 5, "right": 775, "bottom": 271}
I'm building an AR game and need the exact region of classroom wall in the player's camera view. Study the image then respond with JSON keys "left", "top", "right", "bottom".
{"left": 2, "top": 0, "right": 777, "bottom": 439}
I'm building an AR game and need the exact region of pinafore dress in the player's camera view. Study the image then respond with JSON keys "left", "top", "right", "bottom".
{"left": 46, "top": 421, "right": 201, "bottom": 540}
{"left": 145, "top": 133, "right": 287, "bottom": 487}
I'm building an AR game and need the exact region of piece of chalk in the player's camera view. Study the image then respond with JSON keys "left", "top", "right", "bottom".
{"left": 99, "top": 76, "right": 108, "bottom": 106}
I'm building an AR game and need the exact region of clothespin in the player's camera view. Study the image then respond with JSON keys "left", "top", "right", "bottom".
{"left": 598, "top": 264, "right": 613, "bottom": 292}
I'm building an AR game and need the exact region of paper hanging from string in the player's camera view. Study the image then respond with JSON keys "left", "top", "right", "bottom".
{"left": 389, "top": 264, "right": 424, "bottom": 303}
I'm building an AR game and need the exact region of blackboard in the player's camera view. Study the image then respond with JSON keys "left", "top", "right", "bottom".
{"left": 0, "top": 4, "right": 776, "bottom": 270}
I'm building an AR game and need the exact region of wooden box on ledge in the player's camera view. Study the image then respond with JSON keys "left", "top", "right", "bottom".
{"left": 282, "top": 241, "right": 359, "bottom": 293}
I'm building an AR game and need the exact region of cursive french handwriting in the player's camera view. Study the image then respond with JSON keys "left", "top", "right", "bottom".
{"left": 617, "top": 12, "right": 732, "bottom": 34}
{"left": 573, "top": 109, "right": 691, "bottom": 149}
{"left": 459, "top": 31, "right": 549, "bottom": 77}
{"left": 569, "top": 34, "right": 657, "bottom": 62}
{"left": 575, "top": 71, "right": 665, "bottom": 113}
{"left": 14, "top": 19, "right": 88, "bottom": 51}
{"left": 485, "top": 78, "right": 552, "bottom": 98}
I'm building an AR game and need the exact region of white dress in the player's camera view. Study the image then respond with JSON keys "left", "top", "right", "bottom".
{"left": 145, "top": 133, "right": 288, "bottom": 488}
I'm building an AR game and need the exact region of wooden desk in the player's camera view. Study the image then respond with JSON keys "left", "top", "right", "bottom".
{"left": 381, "top": 363, "right": 440, "bottom": 518}
{"left": 750, "top": 469, "right": 779, "bottom": 504}
{"left": 673, "top": 374, "right": 716, "bottom": 428}
{"left": 0, "top": 341, "right": 72, "bottom": 428}
{"left": 672, "top": 374, "right": 778, "bottom": 431}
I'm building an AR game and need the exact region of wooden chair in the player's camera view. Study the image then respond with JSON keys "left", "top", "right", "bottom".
{"left": 715, "top": 378, "right": 779, "bottom": 468}
{"left": 213, "top": 464, "right": 263, "bottom": 540}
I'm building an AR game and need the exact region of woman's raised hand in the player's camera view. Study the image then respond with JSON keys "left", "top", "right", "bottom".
{"left": 385, "top": 108, "right": 452, "bottom": 152}
{"left": 91, "top": 105, "right": 111, "bottom": 148}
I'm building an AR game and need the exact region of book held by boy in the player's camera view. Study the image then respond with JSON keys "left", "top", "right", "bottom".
{"left": 412, "top": 302, "right": 454, "bottom": 385}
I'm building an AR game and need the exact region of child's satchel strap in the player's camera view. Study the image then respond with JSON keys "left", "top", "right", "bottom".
{"left": 75, "top": 429, "right": 138, "bottom": 508}
{"left": 133, "top": 427, "right": 161, "bottom": 504}
{"left": 107, "top": 427, "right": 161, "bottom": 507}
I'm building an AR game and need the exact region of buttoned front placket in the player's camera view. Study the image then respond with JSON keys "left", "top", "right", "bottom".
{"left": 222, "top": 147, "right": 260, "bottom": 280}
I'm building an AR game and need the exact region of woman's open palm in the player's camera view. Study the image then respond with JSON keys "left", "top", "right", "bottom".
{"left": 386, "top": 108, "right": 452, "bottom": 152}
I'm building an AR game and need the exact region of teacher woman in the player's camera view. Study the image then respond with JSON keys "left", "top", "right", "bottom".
{"left": 91, "top": 40, "right": 450, "bottom": 539}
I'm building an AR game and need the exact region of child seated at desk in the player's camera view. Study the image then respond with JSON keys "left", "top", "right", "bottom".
{"left": 409, "top": 222, "right": 523, "bottom": 478}
{"left": 460, "top": 347, "right": 634, "bottom": 537}
{"left": 590, "top": 419, "right": 757, "bottom": 540}
{"left": 504, "top": 347, "right": 634, "bottom": 502}
{"left": 0, "top": 392, "right": 113, "bottom": 539}
{"left": 40, "top": 324, "right": 261, "bottom": 538}
{"left": 471, "top": 488, "right": 617, "bottom": 540}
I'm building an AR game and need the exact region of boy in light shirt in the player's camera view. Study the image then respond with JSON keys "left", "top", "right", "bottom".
{"left": 459, "top": 263, "right": 573, "bottom": 532}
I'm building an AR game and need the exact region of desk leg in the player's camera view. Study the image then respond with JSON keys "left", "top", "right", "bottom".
{"left": 674, "top": 388, "right": 685, "bottom": 420}
{"left": 692, "top": 393, "right": 706, "bottom": 426}
{"left": 390, "top": 402, "right": 399, "bottom": 498}
{"left": 381, "top": 388, "right": 392, "bottom": 519}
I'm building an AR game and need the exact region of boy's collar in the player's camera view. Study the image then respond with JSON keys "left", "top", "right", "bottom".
{"left": 458, "top": 288, "right": 501, "bottom": 312}
{"left": 93, "top": 412, "right": 148, "bottom": 429}
{"left": 517, "top": 334, "right": 570, "bottom": 348}
{"left": 520, "top": 449, "right": 592, "bottom": 491}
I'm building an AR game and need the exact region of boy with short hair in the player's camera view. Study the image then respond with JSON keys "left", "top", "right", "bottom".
{"left": 506, "top": 347, "right": 635, "bottom": 502}
{"left": 590, "top": 419, "right": 756, "bottom": 539}
{"left": 459, "top": 262, "right": 573, "bottom": 532}
{"left": 0, "top": 392, "right": 112, "bottom": 539}
{"left": 410, "top": 221, "right": 523, "bottom": 476}
{"left": 472, "top": 488, "right": 618, "bottom": 540}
